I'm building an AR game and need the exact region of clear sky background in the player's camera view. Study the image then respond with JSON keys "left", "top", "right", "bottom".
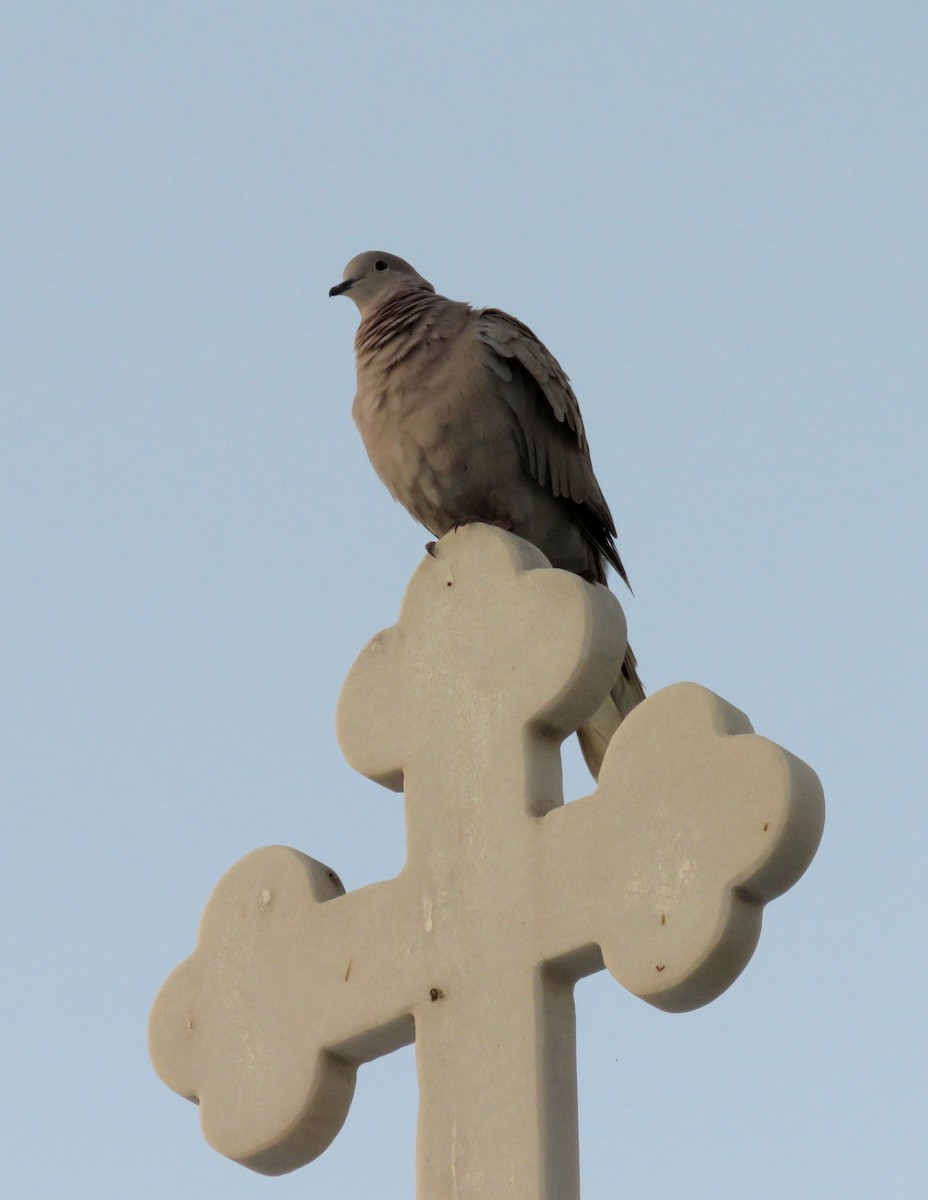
{"left": 3, "top": 3, "right": 926, "bottom": 1197}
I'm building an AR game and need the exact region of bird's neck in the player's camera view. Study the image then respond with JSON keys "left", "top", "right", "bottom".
{"left": 355, "top": 287, "right": 450, "bottom": 368}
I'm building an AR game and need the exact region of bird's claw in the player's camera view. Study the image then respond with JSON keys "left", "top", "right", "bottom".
{"left": 451, "top": 516, "right": 514, "bottom": 533}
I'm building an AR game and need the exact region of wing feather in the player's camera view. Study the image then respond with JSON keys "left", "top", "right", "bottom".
{"left": 475, "top": 308, "right": 629, "bottom": 585}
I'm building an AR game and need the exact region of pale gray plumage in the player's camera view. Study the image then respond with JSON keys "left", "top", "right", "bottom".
{"left": 330, "top": 251, "right": 645, "bottom": 776}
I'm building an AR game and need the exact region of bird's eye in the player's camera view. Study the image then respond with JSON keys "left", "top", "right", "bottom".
{"left": 374, "top": 259, "right": 388, "bottom": 271}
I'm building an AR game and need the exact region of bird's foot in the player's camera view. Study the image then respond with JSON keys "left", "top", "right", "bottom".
{"left": 451, "top": 516, "right": 514, "bottom": 533}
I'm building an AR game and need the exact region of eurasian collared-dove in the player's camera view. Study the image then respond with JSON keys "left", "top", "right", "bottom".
{"left": 329, "top": 251, "right": 645, "bottom": 777}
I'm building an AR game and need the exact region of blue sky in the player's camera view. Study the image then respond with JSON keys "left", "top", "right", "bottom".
{"left": 3, "top": 3, "right": 926, "bottom": 1196}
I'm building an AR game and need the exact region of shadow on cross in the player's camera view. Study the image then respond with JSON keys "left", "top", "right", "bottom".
{"left": 149, "top": 524, "right": 824, "bottom": 1191}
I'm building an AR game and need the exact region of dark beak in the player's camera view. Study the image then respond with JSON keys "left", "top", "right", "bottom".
{"left": 328, "top": 278, "right": 355, "bottom": 297}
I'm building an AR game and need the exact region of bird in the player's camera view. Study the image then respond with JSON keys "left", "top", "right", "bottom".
{"left": 329, "top": 251, "right": 644, "bottom": 777}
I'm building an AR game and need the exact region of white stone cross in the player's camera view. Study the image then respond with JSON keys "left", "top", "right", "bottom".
{"left": 149, "top": 525, "right": 824, "bottom": 1197}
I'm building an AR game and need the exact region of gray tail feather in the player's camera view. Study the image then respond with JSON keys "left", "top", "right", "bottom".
{"left": 576, "top": 643, "right": 645, "bottom": 780}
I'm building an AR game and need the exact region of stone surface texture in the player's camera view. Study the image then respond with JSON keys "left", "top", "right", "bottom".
{"left": 149, "top": 524, "right": 825, "bottom": 1197}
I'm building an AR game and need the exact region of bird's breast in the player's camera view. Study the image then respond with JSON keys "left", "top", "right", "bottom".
{"left": 352, "top": 333, "right": 526, "bottom": 536}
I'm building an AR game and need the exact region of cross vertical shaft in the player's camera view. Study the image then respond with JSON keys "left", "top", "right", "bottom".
{"left": 403, "top": 728, "right": 581, "bottom": 1200}
{"left": 414, "top": 965, "right": 580, "bottom": 1199}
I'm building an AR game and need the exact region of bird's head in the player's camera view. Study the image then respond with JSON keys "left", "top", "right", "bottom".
{"left": 328, "top": 252, "right": 434, "bottom": 316}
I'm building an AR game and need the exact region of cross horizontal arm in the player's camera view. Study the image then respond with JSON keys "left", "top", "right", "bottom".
{"left": 149, "top": 845, "right": 442, "bottom": 1172}
{"left": 536, "top": 684, "right": 825, "bottom": 1010}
